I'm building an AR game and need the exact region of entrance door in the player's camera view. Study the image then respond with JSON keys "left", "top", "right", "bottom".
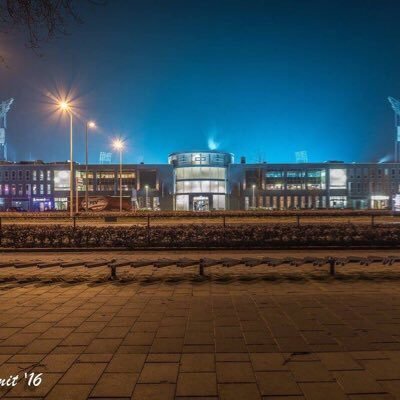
{"left": 193, "top": 196, "right": 209, "bottom": 211}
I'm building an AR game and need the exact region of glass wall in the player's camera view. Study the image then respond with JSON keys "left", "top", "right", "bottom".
{"left": 176, "top": 194, "right": 189, "bottom": 210}
{"left": 175, "top": 167, "right": 225, "bottom": 180}
{"left": 176, "top": 180, "right": 226, "bottom": 193}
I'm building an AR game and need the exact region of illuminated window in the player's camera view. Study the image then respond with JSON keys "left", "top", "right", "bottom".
{"left": 176, "top": 167, "right": 225, "bottom": 180}
{"left": 266, "top": 183, "right": 283, "bottom": 190}
{"left": 175, "top": 180, "right": 226, "bottom": 193}
{"left": 266, "top": 171, "right": 283, "bottom": 178}
{"left": 176, "top": 195, "right": 189, "bottom": 210}
{"left": 212, "top": 194, "right": 226, "bottom": 210}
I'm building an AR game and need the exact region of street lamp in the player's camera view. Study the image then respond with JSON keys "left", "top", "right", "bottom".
{"left": 85, "top": 121, "right": 96, "bottom": 212}
{"left": 252, "top": 184, "right": 256, "bottom": 209}
{"left": 58, "top": 100, "right": 74, "bottom": 217}
{"left": 145, "top": 184, "right": 149, "bottom": 209}
{"left": 112, "top": 139, "right": 125, "bottom": 212}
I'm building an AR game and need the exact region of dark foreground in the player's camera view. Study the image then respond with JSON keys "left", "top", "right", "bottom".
{"left": 0, "top": 251, "right": 400, "bottom": 399}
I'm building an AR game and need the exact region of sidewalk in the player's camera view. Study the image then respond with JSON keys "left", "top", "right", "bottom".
{"left": 0, "top": 272, "right": 399, "bottom": 398}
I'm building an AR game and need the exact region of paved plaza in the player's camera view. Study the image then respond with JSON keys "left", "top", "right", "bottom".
{"left": 0, "top": 251, "right": 400, "bottom": 399}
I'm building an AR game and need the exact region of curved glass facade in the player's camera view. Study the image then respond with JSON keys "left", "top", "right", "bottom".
{"left": 169, "top": 151, "right": 233, "bottom": 211}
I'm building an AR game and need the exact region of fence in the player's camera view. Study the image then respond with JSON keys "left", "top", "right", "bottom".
{"left": 1, "top": 255, "right": 399, "bottom": 280}
{"left": 0, "top": 210, "right": 397, "bottom": 228}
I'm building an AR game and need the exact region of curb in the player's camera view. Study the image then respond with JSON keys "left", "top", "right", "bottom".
{"left": 1, "top": 245, "right": 400, "bottom": 252}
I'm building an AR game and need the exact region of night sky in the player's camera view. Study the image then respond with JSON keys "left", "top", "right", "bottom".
{"left": 2, "top": 0, "right": 400, "bottom": 164}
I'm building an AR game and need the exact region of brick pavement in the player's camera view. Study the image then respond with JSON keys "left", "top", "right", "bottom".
{"left": 0, "top": 251, "right": 399, "bottom": 398}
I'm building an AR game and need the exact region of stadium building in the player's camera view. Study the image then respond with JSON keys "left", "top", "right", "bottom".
{"left": 0, "top": 150, "right": 399, "bottom": 211}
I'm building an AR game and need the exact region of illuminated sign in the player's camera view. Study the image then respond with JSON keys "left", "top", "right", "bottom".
{"left": 54, "top": 170, "right": 70, "bottom": 191}
{"left": 329, "top": 169, "right": 347, "bottom": 189}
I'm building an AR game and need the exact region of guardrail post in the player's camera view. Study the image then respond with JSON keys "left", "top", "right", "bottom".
{"left": 199, "top": 259, "right": 205, "bottom": 276}
{"left": 327, "top": 257, "right": 336, "bottom": 276}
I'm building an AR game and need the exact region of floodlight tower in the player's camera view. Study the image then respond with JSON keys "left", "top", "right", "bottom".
{"left": 388, "top": 97, "right": 400, "bottom": 162}
{"left": 0, "top": 98, "right": 14, "bottom": 161}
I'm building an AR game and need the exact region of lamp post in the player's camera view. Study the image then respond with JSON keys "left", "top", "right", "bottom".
{"left": 85, "top": 121, "right": 96, "bottom": 212}
{"left": 112, "top": 139, "right": 124, "bottom": 212}
{"left": 58, "top": 101, "right": 74, "bottom": 218}
{"left": 145, "top": 185, "right": 149, "bottom": 209}
{"left": 252, "top": 184, "right": 256, "bottom": 209}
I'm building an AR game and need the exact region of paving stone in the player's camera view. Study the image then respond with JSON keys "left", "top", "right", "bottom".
{"left": 333, "top": 370, "right": 386, "bottom": 394}
{"left": 219, "top": 383, "right": 261, "bottom": 400}
{"left": 59, "top": 362, "right": 107, "bottom": 384}
{"left": 288, "top": 361, "right": 334, "bottom": 382}
{"left": 132, "top": 383, "right": 176, "bottom": 400}
{"left": 151, "top": 338, "right": 183, "bottom": 353}
{"left": 250, "top": 353, "right": 287, "bottom": 371}
{"left": 256, "top": 371, "right": 302, "bottom": 396}
{"left": 176, "top": 372, "right": 217, "bottom": 396}
{"left": 106, "top": 353, "right": 146, "bottom": 372}
{"left": 138, "top": 363, "right": 179, "bottom": 383}
{"left": 299, "top": 382, "right": 347, "bottom": 400}
{"left": 90, "top": 372, "right": 138, "bottom": 397}
{"left": 380, "top": 380, "right": 400, "bottom": 398}
{"left": 180, "top": 354, "right": 215, "bottom": 372}
{"left": 40, "top": 354, "right": 78, "bottom": 372}
{"left": 317, "top": 352, "right": 363, "bottom": 371}
{"left": 360, "top": 359, "right": 400, "bottom": 379}
{"left": 216, "top": 362, "right": 256, "bottom": 383}
{"left": 45, "top": 384, "right": 93, "bottom": 400}
{"left": 84, "top": 338, "right": 122, "bottom": 353}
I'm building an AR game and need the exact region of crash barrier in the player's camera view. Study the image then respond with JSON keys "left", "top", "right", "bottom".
{"left": 1, "top": 255, "right": 399, "bottom": 280}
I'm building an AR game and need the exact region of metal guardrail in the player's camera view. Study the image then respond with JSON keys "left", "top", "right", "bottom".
{"left": 0, "top": 256, "right": 399, "bottom": 280}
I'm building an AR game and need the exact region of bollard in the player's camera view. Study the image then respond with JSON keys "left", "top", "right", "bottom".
{"left": 296, "top": 215, "right": 300, "bottom": 227}
{"left": 73, "top": 216, "right": 76, "bottom": 229}
{"left": 371, "top": 215, "right": 375, "bottom": 227}
{"left": 223, "top": 215, "right": 226, "bottom": 228}
{"left": 327, "top": 257, "right": 336, "bottom": 276}
{"left": 109, "top": 263, "right": 117, "bottom": 280}
{"left": 199, "top": 259, "right": 205, "bottom": 276}
{"left": 147, "top": 216, "right": 151, "bottom": 245}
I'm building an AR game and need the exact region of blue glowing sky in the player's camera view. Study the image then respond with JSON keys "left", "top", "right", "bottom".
{"left": 2, "top": 0, "right": 400, "bottom": 164}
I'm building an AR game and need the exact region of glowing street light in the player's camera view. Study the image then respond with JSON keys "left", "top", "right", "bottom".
{"left": 252, "top": 184, "right": 256, "bottom": 209}
{"left": 57, "top": 99, "right": 74, "bottom": 217}
{"left": 84, "top": 120, "right": 96, "bottom": 212}
{"left": 145, "top": 184, "right": 149, "bottom": 209}
{"left": 112, "top": 139, "right": 125, "bottom": 212}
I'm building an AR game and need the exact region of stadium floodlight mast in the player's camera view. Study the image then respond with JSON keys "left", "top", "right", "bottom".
{"left": 388, "top": 97, "right": 400, "bottom": 162}
{"left": 58, "top": 100, "right": 74, "bottom": 217}
{"left": 112, "top": 139, "right": 125, "bottom": 212}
